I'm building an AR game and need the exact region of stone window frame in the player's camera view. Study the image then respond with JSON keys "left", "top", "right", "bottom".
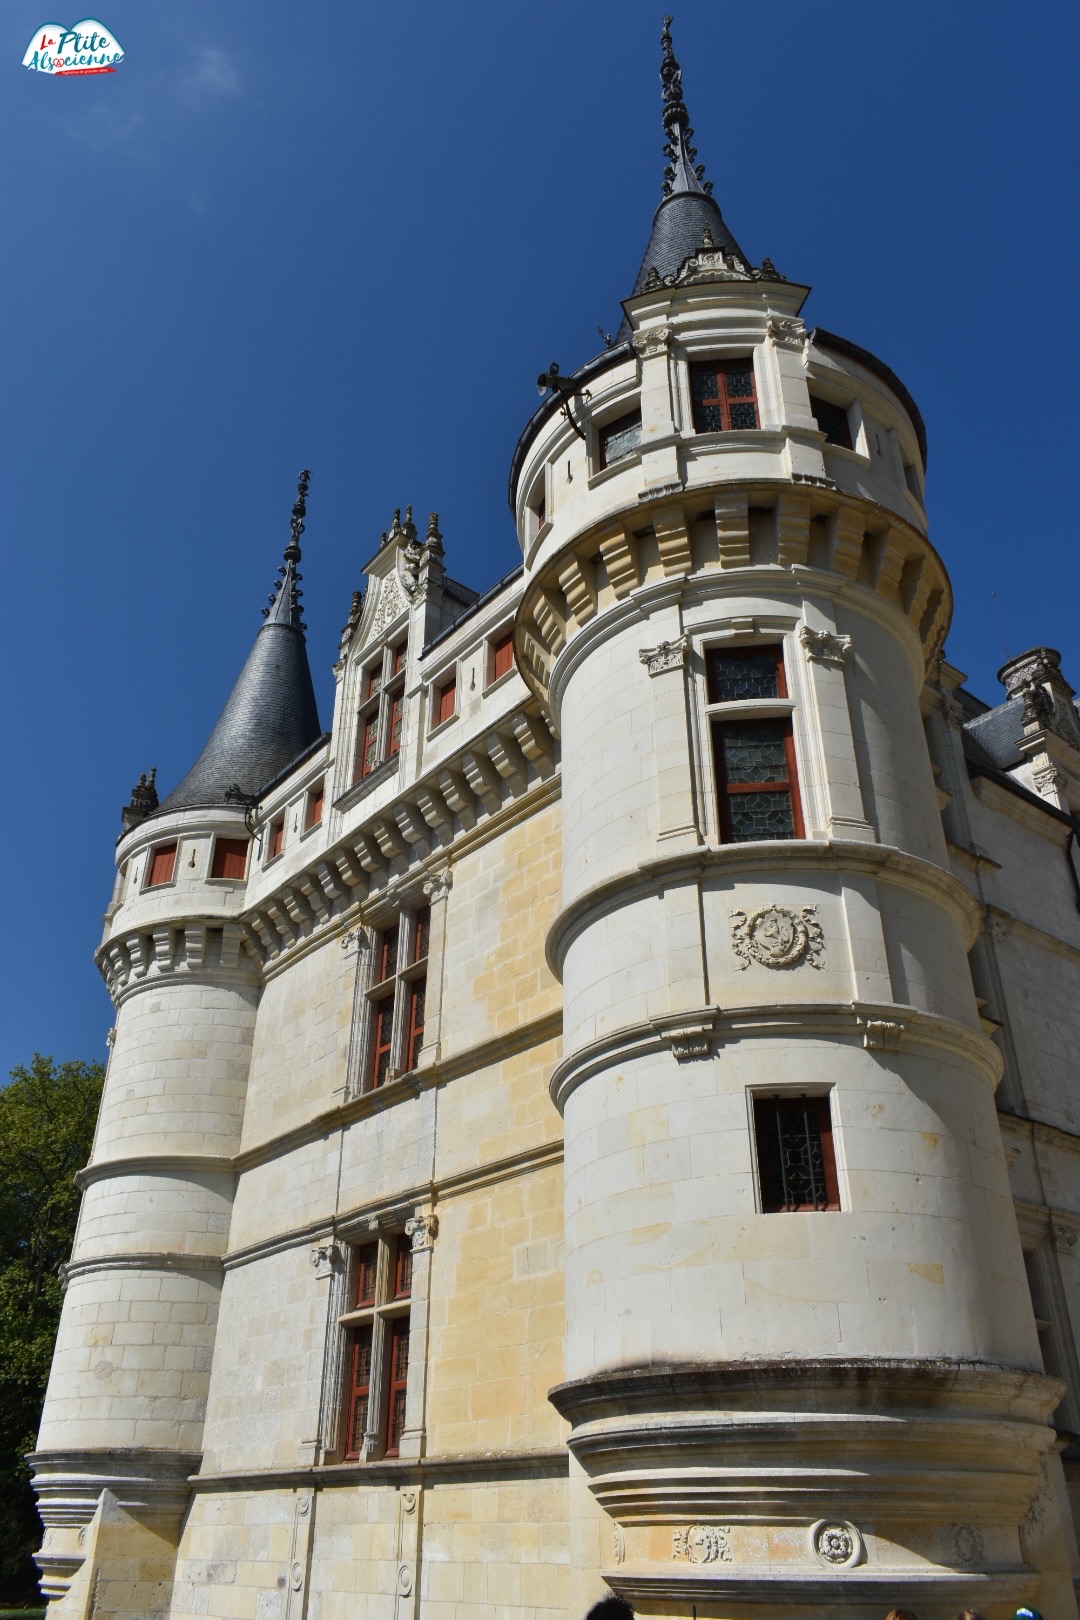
{"left": 353, "top": 637, "right": 408, "bottom": 784}
{"left": 688, "top": 354, "right": 761, "bottom": 434}
{"left": 354, "top": 901, "right": 431, "bottom": 1093}
{"left": 339, "top": 1229, "right": 414, "bottom": 1460}
{"left": 144, "top": 840, "right": 178, "bottom": 890}
{"left": 315, "top": 1208, "right": 437, "bottom": 1465}
{"left": 597, "top": 406, "right": 643, "bottom": 471}
{"left": 750, "top": 1089, "right": 841, "bottom": 1214}
{"left": 701, "top": 637, "right": 805, "bottom": 845}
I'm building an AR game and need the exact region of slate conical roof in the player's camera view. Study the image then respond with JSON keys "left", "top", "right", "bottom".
{"left": 159, "top": 472, "right": 321, "bottom": 814}
{"left": 620, "top": 17, "right": 748, "bottom": 326}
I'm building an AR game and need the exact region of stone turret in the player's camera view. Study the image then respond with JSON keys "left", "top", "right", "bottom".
{"left": 510, "top": 20, "right": 1077, "bottom": 1618}
{"left": 30, "top": 481, "right": 322, "bottom": 1609}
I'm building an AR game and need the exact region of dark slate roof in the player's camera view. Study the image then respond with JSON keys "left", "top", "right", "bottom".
{"left": 625, "top": 190, "right": 746, "bottom": 306}
{"left": 962, "top": 698, "right": 1026, "bottom": 773}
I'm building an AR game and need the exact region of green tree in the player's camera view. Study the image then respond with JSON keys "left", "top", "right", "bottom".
{"left": 0, "top": 1055, "right": 104, "bottom": 1603}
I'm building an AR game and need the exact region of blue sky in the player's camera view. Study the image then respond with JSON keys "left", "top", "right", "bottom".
{"left": 1, "top": 0, "right": 1076, "bottom": 1080}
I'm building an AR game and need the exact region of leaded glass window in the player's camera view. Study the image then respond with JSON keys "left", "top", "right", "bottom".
{"left": 339, "top": 1232, "right": 414, "bottom": 1461}
{"left": 600, "top": 409, "right": 642, "bottom": 469}
{"left": 753, "top": 1095, "right": 839, "bottom": 1212}
{"left": 707, "top": 646, "right": 783, "bottom": 703}
{"left": 713, "top": 718, "right": 801, "bottom": 842}
{"left": 690, "top": 358, "right": 759, "bottom": 432}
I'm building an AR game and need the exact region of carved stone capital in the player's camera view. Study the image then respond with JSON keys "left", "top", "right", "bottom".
{"left": 860, "top": 1018, "right": 904, "bottom": 1053}
{"left": 765, "top": 311, "right": 806, "bottom": 350}
{"left": 639, "top": 635, "right": 689, "bottom": 676}
{"left": 651, "top": 1011, "right": 718, "bottom": 1062}
{"left": 1051, "top": 1221, "right": 1079, "bottom": 1255}
{"left": 632, "top": 325, "right": 673, "bottom": 357}
{"left": 422, "top": 869, "right": 453, "bottom": 903}
{"left": 799, "top": 625, "right": 852, "bottom": 667}
{"left": 309, "top": 1240, "right": 341, "bottom": 1279}
{"left": 405, "top": 1213, "right": 439, "bottom": 1253}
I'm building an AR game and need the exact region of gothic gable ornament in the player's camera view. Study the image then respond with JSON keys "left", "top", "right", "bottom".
{"left": 369, "top": 573, "right": 409, "bottom": 641}
{"left": 730, "top": 904, "right": 825, "bottom": 970}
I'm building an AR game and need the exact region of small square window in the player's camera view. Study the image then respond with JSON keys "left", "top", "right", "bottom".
{"left": 211, "top": 837, "right": 249, "bottom": 880}
{"left": 304, "top": 783, "right": 324, "bottom": 831}
{"left": 754, "top": 1094, "right": 840, "bottom": 1212}
{"left": 809, "top": 394, "right": 853, "bottom": 451}
{"left": 599, "top": 409, "right": 641, "bottom": 469}
{"left": 488, "top": 629, "right": 515, "bottom": 686}
{"left": 690, "top": 358, "right": 759, "bottom": 432}
{"left": 267, "top": 818, "right": 285, "bottom": 861}
{"left": 146, "top": 843, "right": 177, "bottom": 888}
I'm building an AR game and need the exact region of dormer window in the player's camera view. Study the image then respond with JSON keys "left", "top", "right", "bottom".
{"left": 809, "top": 394, "right": 852, "bottom": 451}
{"left": 690, "top": 358, "right": 758, "bottom": 432}
{"left": 354, "top": 640, "right": 408, "bottom": 782}
{"left": 599, "top": 409, "right": 642, "bottom": 469}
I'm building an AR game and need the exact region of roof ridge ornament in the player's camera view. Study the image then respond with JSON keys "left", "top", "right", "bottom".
{"left": 659, "top": 16, "right": 711, "bottom": 199}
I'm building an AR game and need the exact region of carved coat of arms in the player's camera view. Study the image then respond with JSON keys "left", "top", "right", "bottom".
{"left": 730, "top": 904, "right": 825, "bottom": 970}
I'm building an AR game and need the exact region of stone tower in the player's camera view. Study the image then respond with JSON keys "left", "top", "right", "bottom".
{"left": 30, "top": 480, "right": 323, "bottom": 1609}
{"left": 510, "top": 20, "right": 1078, "bottom": 1618}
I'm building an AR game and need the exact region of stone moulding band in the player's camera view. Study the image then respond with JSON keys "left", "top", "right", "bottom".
{"left": 75, "top": 1152, "right": 236, "bottom": 1190}
{"left": 547, "top": 999, "right": 1003, "bottom": 1112}
{"left": 60, "top": 1252, "right": 225, "bottom": 1284}
{"left": 605, "top": 1571, "right": 1037, "bottom": 1609}
{"left": 545, "top": 838, "right": 985, "bottom": 978}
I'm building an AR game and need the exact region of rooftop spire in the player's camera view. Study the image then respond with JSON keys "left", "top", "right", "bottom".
{"left": 158, "top": 470, "right": 321, "bottom": 814}
{"left": 618, "top": 17, "right": 749, "bottom": 326}
{"left": 659, "top": 15, "right": 710, "bottom": 199}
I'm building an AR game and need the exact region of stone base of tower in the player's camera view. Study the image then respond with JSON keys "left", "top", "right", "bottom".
{"left": 29, "top": 1449, "right": 196, "bottom": 1613}
{"left": 552, "top": 1360, "right": 1077, "bottom": 1619}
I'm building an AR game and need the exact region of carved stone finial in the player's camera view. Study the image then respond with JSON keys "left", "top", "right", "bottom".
{"left": 121, "top": 766, "right": 159, "bottom": 831}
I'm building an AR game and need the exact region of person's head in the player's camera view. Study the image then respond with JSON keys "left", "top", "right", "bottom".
{"left": 585, "top": 1602, "right": 634, "bottom": 1620}
{"left": 1013, "top": 1609, "right": 1045, "bottom": 1620}
{"left": 958, "top": 1610, "right": 987, "bottom": 1620}
{"left": 884, "top": 1609, "right": 919, "bottom": 1620}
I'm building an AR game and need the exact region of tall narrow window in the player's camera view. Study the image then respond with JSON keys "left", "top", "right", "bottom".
{"left": 599, "top": 409, "right": 641, "bottom": 469}
{"left": 488, "top": 629, "right": 514, "bottom": 686}
{"left": 754, "top": 1094, "right": 839, "bottom": 1212}
{"left": 434, "top": 673, "right": 457, "bottom": 728}
{"left": 147, "top": 843, "right": 177, "bottom": 887}
{"left": 304, "top": 782, "right": 324, "bottom": 830}
{"left": 809, "top": 394, "right": 852, "bottom": 450}
{"left": 339, "top": 1230, "right": 414, "bottom": 1461}
{"left": 211, "top": 837, "right": 249, "bottom": 880}
{"left": 387, "top": 690, "right": 404, "bottom": 757}
{"left": 690, "top": 357, "right": 759, "bottom": 432}
{"left": 354, "top": 642, "right": 408, "bottom": 782}
{"left": 362, "top": 905, "right": 431, "bottom": 1091}
{"left": 268, "top": 817, "right": 285, "bottom": 861}
{"left": 706, "top": 644, "right": 803, "bottom": 843}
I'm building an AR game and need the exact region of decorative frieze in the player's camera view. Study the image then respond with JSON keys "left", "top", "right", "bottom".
{"left": 639, "top": 635, "right": 689, "bottom": 676}
{"left": 672, "top": 1524, "right": 731, "bottom": 1564}
{"left": 730, "top": 905, "right": 825, "bottom": 970}
{"left": 809, "top": 1519, "right": 862, "bottom": 1569}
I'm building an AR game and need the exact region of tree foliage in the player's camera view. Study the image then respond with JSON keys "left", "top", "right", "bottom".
{"left": 0, "top": 1055, "right": 104, "bottom": 1601}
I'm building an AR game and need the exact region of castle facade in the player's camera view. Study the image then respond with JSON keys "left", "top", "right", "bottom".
{"left": 31, "top": 21, "right": 1080, "bottom": 1620}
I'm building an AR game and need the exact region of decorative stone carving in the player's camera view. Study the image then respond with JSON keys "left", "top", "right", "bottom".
{"left": 639, "top": 635, "right": 689, "bottom": 676}
{"left": 370, "top": 573, "right": 408, "bottom": 640}
{"left": 290, "top": 1560, "right": 304, "bottom": 1592}
{"left": 860, "top": 1018, "right": 903, "bottom": 1052}
{"left": 951, "top": 1523, "right": 984, "bottom": 1566}
{"left": 632, "top": 326, "right": 673, "bottom": 357}
{"left": 613, "top": 1525, "right": 625, "bottom": 1565}
{"left": 401, "top": 1489, "right": 417, "bottom": 1514}
{"left": 422, "top": 870, "right": 453, "bottom": 903}
{"left": 766, "top": 311, "right": 806, "bottom": 349}
{"left": 730, "top": 905, "right": 825, "bottom": 971}
{"left": 340, "top": 926, "right": 368, "bottom": 955}
{"left": 672, "top": 1524, "right": 731, "bottom": 1564}
{"left": 297, "top": 1495, "right": 311, "bottom": 1517}
{"left": 1051, "top": 1222, "right": 1078, "bottom": 1255}
{"left": 1034, "top": 764, "right": 1068, "bottom": 796}
{"left": 397, "top": 1564, "right": 413, "bottom": 1597}
{"left": 653, "top": 1014, "right": 717, "bottom": 1061}
{"left": 405, "top": 1213, "right": 439, "bottom": 1252}
{"left": 799, "top": 625, "right": 852, "bottom": 667}
{"left": 809, "top": 1520, "right": 862, "bottom": 1569}
{"left": 309, "top": 1241, "right": 340, "bottom": 1278}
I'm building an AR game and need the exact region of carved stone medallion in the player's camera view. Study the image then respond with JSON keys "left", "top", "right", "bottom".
{"left": 951, "top": 1523, "right": 984, "bottom": 1566}
{"left": 730, "top": 905, "right": 825, "bottom": 970}
{"left": 809, "top": 1519, "right": 862, "bottom": 1569}
{"left": 672, "top": 1524, "right": 731, "bottom": 1564}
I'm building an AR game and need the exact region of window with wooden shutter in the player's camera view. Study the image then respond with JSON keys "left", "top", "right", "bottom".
{"left": 753, "top": 1094, "right": 839, "bottom": 1212}
{"left": 370, "top": 997, "right": 395, "bottom": 1089}
{"left": 599, "top": 408, "right": 642, "bottom": 469}
{"left": 304, "top": 782, "right": 324, "bottom": 830}
{"left": 211, "top": 837, "right": 249, "bottom": 880}
{"left": 434, "top": 674, "right": 457, "bottom": 728}
{"left": 384, "top": 1319, "right": 411, "bottom": 1455}
{"left": 339, "top": 1229, "right": 415, "bottom": 1462}
{"left": 488, "top": 629, "right": 514, "bottom": 686}
{"left": 344, "top": 1325, "right": 374, "bottom": 1457}
{"left": 809, "top": 394, "right": 853, "bottom": 451}
{"left": 405, "top": 979, "right": 426, "bottom": 1071}
{"left": 387, "top": 691, "right": 404, "bottom": 757}
{"left": 690, "top": 357, "right": 759, "bottom": 432}
{"left": 268, "top": 818, "right": 285, "bottom": 861}
{"left": 705, "top": 644, "right": 803, "bottom": 843}
{"left": 147, "top": 843, "right": 177, "bottom": 887}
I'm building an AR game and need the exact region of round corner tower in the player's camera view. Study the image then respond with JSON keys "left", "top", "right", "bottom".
{"left": 31, "top": 492, "right": 321, "bottom": 1606}
{"left": 510, "top": 20, "right": 1078, "bottom": 1620}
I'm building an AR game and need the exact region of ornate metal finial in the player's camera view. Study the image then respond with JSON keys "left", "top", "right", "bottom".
{"left": 659, "top": 16, "right": 712, "bottom": 199}
{"left": 263, "top": 468, "right": 310, "bottom": 625}
{"left": 286, "top": 468, "right": 310, "bottom": 563}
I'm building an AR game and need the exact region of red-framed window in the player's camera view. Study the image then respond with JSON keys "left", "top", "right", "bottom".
{"left": 387, "top": 691, "right": 404, "bottom": 757}
{"left": 599, "top": 409, "right": 642, "bottom": 469}
{"left": 361, "top": 907, "right": 432, "bottom": 1094}
{"left": 753, "top": 1094, "right": 840, "bottom": 1212}
{"left": 375, "top": 924, "right": 399, "bottom": 984}
{"left": 147, "top": 843, "right": 177, "bottom": 887}
{"left": 304, "top": 782, "right": 324, "bottom": 830}
{"left": 405, "top": 980, "right": 426, "bottom": 1072}
{"left": 690, "top": 357, "right": 759, "bottom": 432}
{"left": 354, "top": 1242, "right": 378, "bottom": 1307}
{"left": 707, "top": 645, "right": 803, "bottom": 843}
{"left": 413, "top": 906, "right": 430, "bottom": 964}
{"left": 393, "top": 1234, "right": 413, "bottom": 1299}
{"left": 809, "top": 394, "right": 852, "bottom": 451}
{"left": 370, "top": 998, "right": 395, "bottom": 1089}
{"left": 357, "top": 711, "right": 380, "bottom": 780}
{"left": 268, "top": 818, "right": 285, "bottom": 860}
{"left": 344, "top": 1325, "right": 374, "bottom": 1457}
{"left": 434, "top": 674, "right": 457, "bottom": 728}
{"left": 384, "top": 1319, "right": 411, "bottom": 1456}
{"left": 488, "top": 629, "right": 514, "bottom": 686}
{"left": 211, "top": 837, "right": 249, "bottom": 880}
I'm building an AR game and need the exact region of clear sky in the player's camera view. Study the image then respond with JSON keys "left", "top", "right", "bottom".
{"left": 1, "top": 0, "right": 1076, "bottom": 1081}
